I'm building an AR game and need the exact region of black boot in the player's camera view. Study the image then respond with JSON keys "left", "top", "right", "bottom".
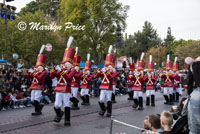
{"left": 80, "top": 96, "right": 86, "bottom": 105}
{"left": 151, "top": 95, "right": 155, "bottom": 106}
{"left": 53, "top": 107, "right": 64, "bottom": 122}
{"left": 175, "top": 92, "right": 179, "bottom": 102}
{"left": 106, "top": 101, "right": 112, "bottom": 117}
{"left": 32, "top": 101, "right": 42, "bottom": 115}
{"left": 112, "top": 93, "right": 116, "bottom": 103}
{"left": 138, "top": 97, "right": 144, "bottom": 110}
{"left": 98, "top": 102, "right": 106, "bottom": 116}
{"left": 163, "top": 95, "right": 169, "bottom": 104}
{"left": 71, "top": 97, "right": 80, "bottom": 110}
{"left": 146, "top": 97, "right": 150, "bottom": 106}
{"left": 130, "top": 91, "right": 133, "bottom": 100}
{"left": 64, "top": 107, "right": 71, "bottom": 126}
{"left": 172, "top": 93, "right": 176, "bottom": 102}
{"left": 85, "top": 95, "right": 90, "bottom": 105}
{"left": 168, "top": 94, "right": 174, "bottom": 105}
{"left": 132, "top": 99, "right": 138, "bottom": 109}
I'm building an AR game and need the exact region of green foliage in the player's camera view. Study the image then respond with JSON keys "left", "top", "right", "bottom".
{"left": 58, "top": 0, "right": 129, "bottom": 64}
{"left": 174, "top": 40, "right": 200, "bottom": 59}
{"left": 119, "top": 21, "right": 161, "bottom": 60}
{"left": 0, "top": 10, "right": 64, "bottom": 67}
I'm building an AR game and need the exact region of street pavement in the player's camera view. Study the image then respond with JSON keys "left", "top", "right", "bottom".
{"left": 0, "top": 92, "right": 177, "bottom": 134}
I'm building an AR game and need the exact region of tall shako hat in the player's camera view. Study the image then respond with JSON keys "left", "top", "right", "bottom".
{"left": 62, "top": 36, "right": 76, "bottom": 64}
{"left": 148, "top": 55, "right": 154, "bottom": 72}
{"left": 36, "top": 45, "right": 46, "bottom": 67}
{"left": 85, "top": 53, "right": 92, "bottom": 71}
{"left": 129, "top": 57, "right": 135, "bottom": 72}
{"left": 137, "top": 52, "right": 145, "bottom": 71}
{"left": 166, "top": 54, "right": 173, "bottom": 71}
{"left": 173, "top": 56, "right": 179, "bottom": 72}
{"left": 105, "top": 45, "right": 115, "bottom": 67}
{"left": 73, "top": 47, "right": 81, "bottom": 67}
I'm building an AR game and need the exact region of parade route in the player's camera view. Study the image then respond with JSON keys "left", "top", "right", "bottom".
{"left": 0, "top": 92, "right": 174, "bottom": 134}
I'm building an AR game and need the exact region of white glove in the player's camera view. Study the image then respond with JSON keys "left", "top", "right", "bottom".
{"left": 28, "top": 68, "right": 34, "bottom": 73}
{"left": 56, "top": 65, "right": 61, "bottom": 71}
{"left": 101, "top": 68, "right": 106, "bottom": 73}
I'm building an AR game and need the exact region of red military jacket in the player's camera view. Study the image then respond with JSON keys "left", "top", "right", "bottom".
{"left": 161, "top": 73, "right": 174, "bottom": 87}
{"left": 126, "top": 74, "right": 135, "bottom": 88}
{"left": 112, "top": 76, "right": 117, "bottom": 86}
{"left": 80, "top": 74, "right": 93, "bottom": 89}
{"left": 96, "top": 71, "right": 119, "bottom": 90}
{"left": 27, "top": 71, "right": 47, "bottom": 91}
{"left": 132, "top": 75, "right": 144, "bottom": 91}
{"left": 71, "top": 72, "right": 83, "bottom": 88}
{"left": 144, "top": 74, "right": 158, "bottom": 90}
{"left": 173, "top": 74, "right": 181, "bottom": 88}
{"left": 50, "top": 68, "right": 76, "bottom": 93}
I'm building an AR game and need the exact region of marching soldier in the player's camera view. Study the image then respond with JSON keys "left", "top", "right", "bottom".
{"left": 96, "top": 45, "right": 119, "bottom": 117}
{"left": 127, "top": 57, "right": 135, "bottom": 100}
{"left": 80, "top": 54, "right": 93, "bottom": 106}
{"left": 27, "top": 45, "right": 47, "bottom": 116}
{"left": 50, "top": 36, "right": 78, "bottom": 126}
{"left": 173, "top": 57, "right": 182, "bottom": 102}
{"left": 71, "top": 47, "right": 83, "bottom": 110}
{"left": 144, "top": 55, "right": 158, "bottom": 106}
{"left": 132, "top": 52, "right": 145, "bottom": 110}
{"left": 161, "top": 54, "right": 174, "bottom": 105}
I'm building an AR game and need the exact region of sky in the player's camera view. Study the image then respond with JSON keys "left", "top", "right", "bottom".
{"left": 2, "top": 0, "right": 200, "bottom": 40}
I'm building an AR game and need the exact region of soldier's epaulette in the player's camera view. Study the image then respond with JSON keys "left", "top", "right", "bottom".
{"left": 105, "top": 72, "right": 109, "bottom": 75}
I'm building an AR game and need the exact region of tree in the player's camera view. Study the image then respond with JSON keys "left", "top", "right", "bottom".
{"left": 144, "top": 45, "right": 168, "bottom": 69}
{"left": 120, "top": 21, "right": 161, "bottom": 60}
{"left": 174, "top": 40, "right": 200, "bottom": 59}
{"left": 58, "top": 0, "right": 129, "bottom": 64}
{"left": 164, "top": 27, "right": 175, "bottom": 46}
{"left": 0, "top": 10, "right": 64, "bottom": 67}
{"left": 20, "top": 0, "right": 60, "bottom": 17}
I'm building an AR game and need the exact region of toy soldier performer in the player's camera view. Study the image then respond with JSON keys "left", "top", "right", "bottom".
{"left": 161, "top": 54, "right": 174, "bottom": 105}
{"left": 96, "top": 45, "right": 119, "bottom": 117}
{"left": 173, "top": 56, "right": 182, "bottom": 102}
{"left": 50, "top": 36, "right": 78, "bottom": 126}
{"left": 71, "top": 47, "right": 83, "bottom": 110}
{"left": 80, "top": 54, "right": 93, "bottom": 106}
{"left": 127, "top": 57, "right": 135, "bottom": 100}
{"left": 27, "top": 45, "right": 47, "bottom": 115}
{"left": 132, "top": 52, "right": 145, "bottom": 110}
{"left": 144, "top": 55, "right": 158, "bottom": 106}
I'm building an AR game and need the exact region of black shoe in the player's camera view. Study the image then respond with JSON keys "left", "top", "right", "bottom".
{"left": 132, "top": 99, "right": 138, "bottom": 109}
{"left": 53, "top": 107, "right": 64, "bottom": 122}
{"left": 163, "top": 95, "right": 169, "bottom": 105}
{"left": 106, "top": 101, "right": 112, "bottom": 117}
{"left": 85, "top": 95, "right": 90, "bottom": 105}
{"left": 32, "top": 101, "right": 42, "bottom": 116}
{"left": 169, "top": 94, "right": 174, "bottom": 105}
{"left": 98, "top": 102, "right": 106, "bottom": 116}
{"left": 138, "top": 97, "right": 143, "bottom": 110}
{"left": 172, "top": 93, "right": 176, "bottom": 102}
{"left": 151, "top": 95, "right": 155, "bottom": 106}
{"left": 71, "top": 98, "right": 80, "bottom": 110}
{"left": 146, "top": 97, "right": 150, "bottom": 106}
{"left": 112, "top": 93, "right": 116, "bottom": 103}
{"left": 175, "top": 92, "right": 179, "bottom": 102}
{"left": 64, "top": 107, "right": 71, "bottom": 126}
{"left": 80, "top": 96, "right": 86, "bottom": 105}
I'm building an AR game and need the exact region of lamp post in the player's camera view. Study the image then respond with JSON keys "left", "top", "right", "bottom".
{"left": 115, "top": 25, "right": 121, "bottom": 70}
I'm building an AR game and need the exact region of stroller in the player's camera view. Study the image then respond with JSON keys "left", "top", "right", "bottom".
{"left": 170, "top": 97, "right": 189, "bottom": 134}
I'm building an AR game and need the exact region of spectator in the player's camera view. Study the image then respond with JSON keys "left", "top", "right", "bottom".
{"left": 148, "top": 114, "right": 162, "bottom": 133}
{"left": 160, "top": 111, "right": 173, "bottom": 134}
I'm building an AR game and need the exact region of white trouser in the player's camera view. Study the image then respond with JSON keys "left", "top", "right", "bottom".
{"left": 112, "top": 85, "right": 116, "bottom": 94}
{"left": 163, "top": 87, "right": 173, "bottom": 95}
{"left": 31, "top": 90, "right": 42, "bottom": 102}
{"left": 54, "top": 92, "right": 71, "bottom": 109}
{"left": 99, "top": 90, "right": 112, "bottom": 103}
{"left": 146, "top": 90, "right": 155, "bottom": 97}
{"left": 175, "top": 87, "right": 182, "bottom": 94}
{"left": 133, "top": 91, "right": 143, "bottom": 99}
{"left": 71, "top": 87, "right": 79, "bottom": 98}
{"left": 80, "top": 88, "right": 89, "bottom": 96}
